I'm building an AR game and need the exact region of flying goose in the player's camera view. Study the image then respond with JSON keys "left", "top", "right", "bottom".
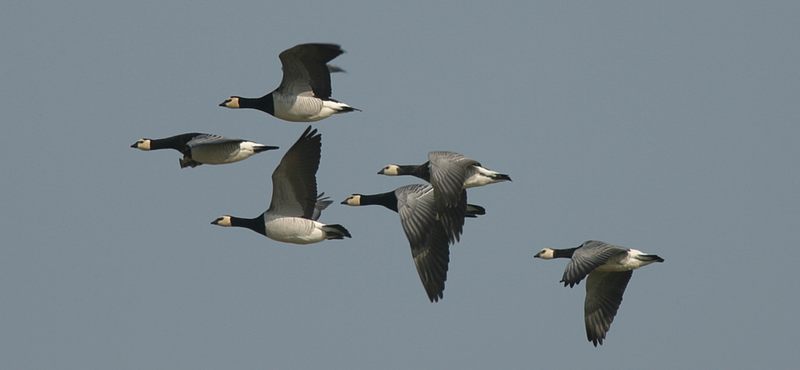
{"left": 534, "top": 240, "right": 664, "bottom": 346}
{"left": 378, "top": 151, "right": 511, "bottom": 242}
{"left": 211, "top": 127, "right": 350, "bottom": 244}
{"left": 131, "top": 133, "right": 278, "bottom": 168}
{"left": 219, "top": 43, "right": 359, "bottom": 122}
{"left": 341, "top": 184, "right": 486, "bottom": 302}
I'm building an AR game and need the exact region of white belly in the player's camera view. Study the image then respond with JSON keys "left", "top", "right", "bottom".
{"left": 273, "top": 95, "right": 327, "bottom": 122}
{"left": 191, "top": 145, "right": 250, "bottom": 165}
{"left": 264, "top": 216, "right": 327, "bottom": 244}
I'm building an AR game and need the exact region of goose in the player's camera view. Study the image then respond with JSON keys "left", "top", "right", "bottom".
{"left": 341, "top": 185, "right": 447, "bottom": 301}
{"left": 534, "top": 240, "right": 664, "bottom": 346}
{"left": 341, "top": 185, "right": 485, "bottom": 302}
{"left": 211, "top": 126, "right": 350, "bottom": 244}
{"left": 219, "top": 43, "right": 359, "bottom": 122}
{"left": 131, "top": 133, "right": 278, "bottom": 168}
{"left": 378, "top": 151, "right": 511, "bottom": 242}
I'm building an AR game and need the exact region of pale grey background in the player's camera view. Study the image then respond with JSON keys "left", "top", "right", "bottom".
{"left": 2, "top": 1, "right": 799, "bottom": 369}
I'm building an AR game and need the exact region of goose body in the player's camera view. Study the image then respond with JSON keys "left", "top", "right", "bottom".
{"left": 342, "top": 184, "right": 486, "bottom": 302}
{"left": 131, "top": 133, "right": 278, "bottom": 168}
{"left": 211, "top": 127, "right": 350, "bottom": 244}
{"left": 378, "top": 151, "right": 510, "bottom": 242}
{"left": 535, "top": 240, "right": 664, "bottom": 346}
{"left": 220, "top": 43, "right": 359, "bottom": 123}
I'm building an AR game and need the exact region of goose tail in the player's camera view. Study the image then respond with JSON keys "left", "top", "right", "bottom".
{"left": 465, "top": 204, "right": 486, "bottom": 218}
{"left": 638, "top": 254, "right": 664, "bottom": 263}
{"left": 322, "top": 224, "right": 352, "bottom": 240}
{"left": 253, "top": 145, "right": 279, "bottom": 153}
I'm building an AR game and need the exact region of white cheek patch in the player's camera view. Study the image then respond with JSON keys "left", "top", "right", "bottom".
{"left": 137, "top": 139, "right": 152, "bottom": 150}
{"left": 214, "top": 216, "right": 232, "bottom": 226}
{"left": 346, "top": 196, "right": 361, "bottom": 206}
{"left": 382, "top": 165, "right": 399, "bottom": 175}
{"left": 226, "top": 97, "right": 240, "bottom": 108}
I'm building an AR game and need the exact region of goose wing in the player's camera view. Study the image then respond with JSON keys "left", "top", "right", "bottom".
{"left": 277, "top": 43, "right": 344, "bottom": 99}
{"left": 396, "top": 184, "right": 450, "bottom": 302}
{"left": 311, "top": 192, "right": 332, "bottom": 221}
{"left": 584, "top": 270, "right": 633, "bottom": 346}
{"left": 160, "top": 132, "right": 206, "bottom": 154}
{"left": 562, "top": 240, "right": 627, "bottom": 287}
{"left": 428, "top": 151, "right": 479, "bottom": 243}
{"left": 268, "top": 126, "right": 321, "bottom": 218}
{"left": 186, "top": 134, "right": 241, "bottom": 148}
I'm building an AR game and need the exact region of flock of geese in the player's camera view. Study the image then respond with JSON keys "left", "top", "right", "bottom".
{"left": 131, "top": 43, "right": 664, "bottom": 347}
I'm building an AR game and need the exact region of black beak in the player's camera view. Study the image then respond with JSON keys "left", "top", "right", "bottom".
{"left": 340, "top": 200, "right": 348, "bottom": 205}
{"left": 130, "top": 142, "right": 138, "bottom": 148}
{"left": 210, "top": 219, "right": 220, "bottom": 225}
{"left": 218, "top": 101, "right": 226, "bottom": 107}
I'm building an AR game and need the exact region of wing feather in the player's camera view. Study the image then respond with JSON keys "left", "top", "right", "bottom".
{"left": 584, "top": 271, "right": 633, "bottom": 346}
{"left": 428, "top": 151, "right": 479, "bottom": 243}
{"left": 278, "top": 43, "right": 344, "bottom": 99}
{"left": 268, "top": 126, "right": 321, "bottom": 218}
{"left": 396, "top": 184, "right": 450, "bottom": 302}
{"left": 562, "top": 241, "right": 627, "bottom": 287}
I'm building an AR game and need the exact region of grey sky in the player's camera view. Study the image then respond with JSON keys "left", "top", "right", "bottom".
{"left": 2, "top": 1, "right": 799, "bottom": 369}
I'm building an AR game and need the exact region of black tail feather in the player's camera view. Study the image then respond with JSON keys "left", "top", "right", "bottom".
{"left": 494, "top": 173, "right": 512, "bottom": 182}
{"left": 465, "top": 204, "right": 486, "bottom": 217}
{"left": 322, "top": 224, "right": 351, "bottom": 239}
{"left": 337, "top": 106, "right": 361, "bottom": 113}
{"left": 253, "top": 145, "right": 279, "bottom": 153}
{"left": 638, "top": 254, "right": 664, "bottom": 263}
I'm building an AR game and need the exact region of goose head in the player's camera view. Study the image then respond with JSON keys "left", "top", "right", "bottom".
{"left": 130, "top": 138, "right": 152, "bottom": 150}
{"left": 219, "top": 96, "right": 241, "bottom": 109}
{"left": 534, "top": 248, "right": 556, "bottom": 259}
{"left": 340, "top": 194, "right": 362, "bottom": 206}
{"left": 377, "top": 164, "right": 401, "bottom": 176}
{"left": 210, "top": 215, "right": 232, "bottom": 227}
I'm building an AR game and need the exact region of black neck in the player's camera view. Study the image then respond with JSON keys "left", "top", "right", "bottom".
{"left": 553, "top": 247, "right": 578, "bottom": 259}
{"left": 360, "top": 191, "right": 399, "bottom": 212}
{"left": 150, "top": 133, "right": 202, "bottom": 152}
{"left": 230, "top": 214, "right": 266, "bottom": 236}
{"left": 399, "top": 162, "right": 431, "bottom": 182}
{"left": 239, "top": 94, "right": 274, "bottom": 115}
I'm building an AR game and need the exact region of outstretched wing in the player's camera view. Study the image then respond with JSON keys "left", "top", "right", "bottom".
{"left": 428, "top": 151, "right": 479, "bottom": 243}
{"left": 396, "top": 184, "right": 451, "bottom": 302}
{"left": 185, "top": 134, "right": 240, "bottom": 148}
{"left": 268, "top": 126, "right": 321, "bottom": 218}
{"left": 278, "top": 43, "right": 344, "bottom": 99}
{"left": 562, "top": 240, "right": 627, "bottom": 287}
{"left": 584, "top": 270, "right": 633, "bottom": 346}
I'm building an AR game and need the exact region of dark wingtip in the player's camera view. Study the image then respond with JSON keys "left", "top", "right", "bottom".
{"left": 427, "top": 292, "right": 443, "bottom": 303}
